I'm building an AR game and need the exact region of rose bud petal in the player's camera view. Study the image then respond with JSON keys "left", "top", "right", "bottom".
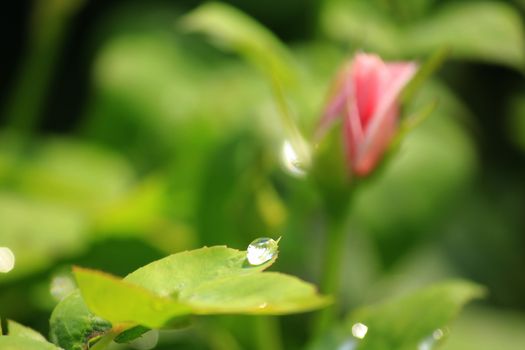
{"left": 319, "top": 53, "right": 418, "bottom": 177}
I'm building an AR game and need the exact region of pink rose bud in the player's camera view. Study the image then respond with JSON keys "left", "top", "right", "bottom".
{"left": 318, "top": 53, "right": 418, "bottom": 176}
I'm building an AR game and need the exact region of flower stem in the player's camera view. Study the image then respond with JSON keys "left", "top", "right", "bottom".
{"left": 312, "top": 200, "right": 351, "bottom": 338}
{"left": 270, "top": 76, "right": 311, "bottom": 169}
{"left": 254, "top": 316, "right": 283, "bottom": 350}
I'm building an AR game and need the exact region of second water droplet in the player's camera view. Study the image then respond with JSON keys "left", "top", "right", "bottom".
{"left": 0, "top": 247, "right": 15, "bottom": 273}
{"left": 418, "top": 328, "right": 445, "bottom": 350}
{"left": 281, "top": 141, "right": 307, "bottom": 178}
{"left": 50, "top": 274, "right": 76, "bottom": 301}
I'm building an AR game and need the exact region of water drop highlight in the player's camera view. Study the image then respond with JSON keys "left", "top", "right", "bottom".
{"left": 246, "top": 237, "right": 279, "bottom": 265}
{"left": 50, "top": 274, "right": 76, "bottom": 301}
{"left": 0, "top": 247, "right": 15, "bottom": 273}
{"left": 338, "top": 339, "right": 357, "bottom": 350}
{"left": 281, "top": 141, "right": 307, "bottom": 178}
{"left": 418, "top": 328, "right": 446, "bottom": 350}
{"left": 351, "top": 322, "right": 368, "bottom": 339}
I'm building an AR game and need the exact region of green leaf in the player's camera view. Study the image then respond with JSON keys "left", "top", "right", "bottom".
{"left": 442, "top": 307, "right": 525, "bottom": 350}
{"left": 7, "top": 320, "right": 46, "bottom": 342}
{"left": 323, "top": 1, "right": 525, "bottom": 70}
{"left": 405, "top": 2, "right": 525, "bottom": 70}
{"left": 2, "top": 320, "right": 59, "bottom": 350}
{"left": 0, "top": 136, "right": 138, "bottom": 281}
{"left": 182, "top": 272, "right": 329, "bottom": 315}
{"left": 181, "top": 2, "right": 298, "bottom": 86}
{"left": 345, "top": 280, "right": 485, "bottom": 350}
{"left": 125, "top": 246, "right": 275, "bottom": 295}
{"left": 0, "top": 336, "right": 60, "bottom": 350}
{"left": 113, "top": 325, "right": 150, "bottom": 344}
{"left": 181, "top": 2, "right": 310, "bottom": 166}
{"left": 74, "top": 246, "right": 329, "bottom": 330}
{"left": 17, "top": 137, "right": 134, "bottom": 213}
{"left": 49, "top": 290, "right": 112, "bottom": 350}
{"left": 0, "top": 193, "right": 86, "bottom": 282}
{"left": 73, "top": 267, "right": 191, "bottom": 329}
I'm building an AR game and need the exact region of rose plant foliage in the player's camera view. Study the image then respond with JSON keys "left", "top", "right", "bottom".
{"left": 0, "top": 2, "right": 499, "bottom": 350}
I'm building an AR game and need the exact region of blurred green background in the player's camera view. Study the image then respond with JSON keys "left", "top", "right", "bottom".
{"left": 1, "top": 0, "right": 525, "bottom": 349}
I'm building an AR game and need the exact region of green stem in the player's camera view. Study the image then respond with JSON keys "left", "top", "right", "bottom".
{"left": 254, "top": 316, "right": 283, "bottom": 350}
{"left": 270, "top": 75, "right": 311, "bottom": 168}
{"left": 313, "top": 211, "right": 349, "bottom": 337}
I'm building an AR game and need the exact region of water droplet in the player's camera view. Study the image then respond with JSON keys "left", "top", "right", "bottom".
{"left": 339, "top": 322, "right": 368, "bottom": 350}
{"left": 130, "top": 329, "right": 159, "bottom": 350}
{"left": 258, "top": 302, "right": 268, "bottom": 309}
{"left": 338, "top": 338, "right": 357, "bottom": 350}
{"left": 351, "top": 322, "right": 368, "bottom": 339}
{"left": 0, "top": 247, "right": 15, "bottom": 273}
{"left": 246, "top": 237, "right": 279, "bottom": 265}
{"left": 418, "top": 328, "right": 446, "bottom": 350}
{"left": 50, "top": 274, "right": 76, "bottom": 301}
{"left": 432, "top": 329, "right": 445, "bottom": 340}
{"left": 418, "top": 338, "right": 434, "bottom": 350}
{"left": 281, "top": 141, "right": 307, "bottom": 178}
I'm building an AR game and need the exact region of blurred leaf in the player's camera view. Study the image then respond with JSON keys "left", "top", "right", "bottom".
{"left": 73, "top": 246, "right": 329, "bottom": 330}
{"left": 442, "top": 307, "right": 525, "bottom": 350}
{"left": 441, "top": 185, "right": 525, "bottom": 310}
{"left": 312, "top": 280, "right": 485, "bottom": 350}
{"left": 6, "top": 320, "right": 46, "bottom": 342}
{"left": 406, "top": 2, "right": 525, "bottom": 69}
{"left": 323, "top": 1, "right": 525, "bottom": 70}
{"left": 374, "top": 0, "right": 438, "bottom": 21}
{"left": 182, "top": 2, "right": 298, "bottom": 86}
{"left": 86, "top": 14, "right": 269, "bottom": 181}
{"left": 93, "top": 176, "right": 166, "bottom": 235}
{"left": 16, "top": 138, "right": 134, "bottom": 213}
{"left": 49, "top": 290, "right": 112, "bottom": 350}
{"left": 0, "top": 336, "right": 59, "bottom": 350}
{"left": 181, "top": 2, "right": 312, "bottom": 167}
{"left": 255, "top": 182, "right": 288, "bottom": 230}
{"left": 0, "top": 193, "right": 87, "bottom": 281}
{"left": 322, "top": 1, "right": 405, "bottom": 57}
{"left": 346, "top": 280, "right": 485, "bottom": 350}
{"left": 93, "top": 175, "right": 197, "bottom": 253}
{"left": 194, "top": 133, "right": 274, "bottom": 247}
